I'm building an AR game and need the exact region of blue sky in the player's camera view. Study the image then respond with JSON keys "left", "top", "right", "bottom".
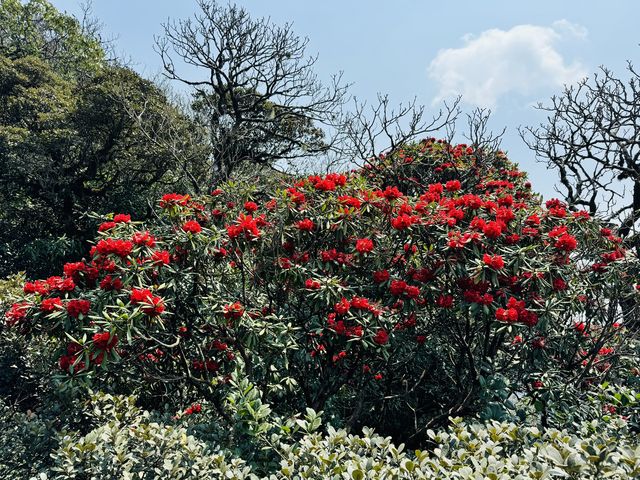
{"left": 51, "top": 0, "right": 640, "bottom": 199}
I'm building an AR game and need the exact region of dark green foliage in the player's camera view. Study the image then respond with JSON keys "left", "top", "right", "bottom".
{"left": 0, "top": 1, "right": 210, "bottom": 277}
{"left": 0, "top": 0, "right": 104, "bottom": 76}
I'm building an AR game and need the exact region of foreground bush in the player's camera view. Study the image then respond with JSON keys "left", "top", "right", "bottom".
{"left": 4, "top": 139, "right": 639, "bottom": 442}
{"left": 280, "top": 419, "right": 640, "bottom": 480}
{"left": 7, "top": 390, "right": 636, "bottom": 479}
{"left": 48, "top": 394, "right": 254, "bottom": 480}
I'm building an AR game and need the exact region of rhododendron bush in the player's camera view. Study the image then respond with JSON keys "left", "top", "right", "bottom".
{"left": 5, "top": 139, "right": 639, "bottom": 441}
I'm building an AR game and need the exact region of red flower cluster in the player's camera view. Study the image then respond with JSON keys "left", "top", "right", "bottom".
{"left": 309, "top": 173, "right": 347, "bottom": 191}
{"left": 373, "top": 328, "right": 389, "bottom": 345}
{"left": 483, "top": 254, "right": 505, "bottom": 270}
{"left": 160, "top": 193, "right": 190, "bottom": 208}
{"left": 483, "top": 221, "right": 503, "bottom": 239}
{"left": 296, "top": 218, "right": 315, "bottom": 231}
{"left": 355, "top": 238, "right": 374, "bottom": 253}
{"left": 555, "top": 233, "right": 578, "bottom": 252}
{"left": 182, "top": 220, "right": 202, "bottom": 234}
{"left": 389, "top": 280, "right": 420, "bottom": 299}
{"left": 495, "top": 297, "right": 538, "bottom": 326}
{"left": 40, "top": 297, "right": 62, "bottom": 313}
{"left": 100, "top": 275, "right": 123, "bottom": 291}
{"left": 183, "top": 403, "right": 202, "bottom": 416}
{"left": 373, "top": 269, "right": 390, "bottom": 283}
{"left": 132, "top": 231, "right": 156, "bottom": 247}
{"left": 66, "top": 299, "right": 91, "bottom": 318}
{"left": 223, "top": 302, "right": 244, "bottom": 320}
{"left": 244, "top": 201, "right": 258, "bottom": 213}
{"left": 305, "top": 279, "right": 321, "bottom": 289}
{"left": 5, "top": 302, "right": 29, "bottom": 327}
{"left": 95, "top": 238, "right": 133, "bottom": 258}
{"left": 227, "top": 214, "right": 261, "bottom": 240}
{"left": 390, "top": 214, "right": 419, "bottom": 230}
{"left": 151, "top": 250, "right": 171, "bottom": 265}
{"left": 130, "top": 288, "right": 165, "bottom": 316}
{"left": 93, "top": 332, "right": 118, "bottom": 351}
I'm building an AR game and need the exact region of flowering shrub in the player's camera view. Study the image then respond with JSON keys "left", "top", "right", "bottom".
{"left": 4, "top": 139, "right": 639, "bottom": 441}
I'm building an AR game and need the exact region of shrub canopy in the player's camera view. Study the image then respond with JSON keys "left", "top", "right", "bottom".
{"left": 5, "top": 139, "right": 639, "bottom": 442}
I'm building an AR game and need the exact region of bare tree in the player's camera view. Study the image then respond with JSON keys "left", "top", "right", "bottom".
{"left": 155, "top": 0, "right": 349, "bottom": 182}
{"left": 463, "top": 108, "right": 505, "bottom": 165}
{"left": 340, "top": 93, "right": 460, "bottom": 167}
{"left": 113, "top": 78, "right": 212, "bottom": 194}
{"left": 521, "top": 63, "right": 640, "bottom": 240}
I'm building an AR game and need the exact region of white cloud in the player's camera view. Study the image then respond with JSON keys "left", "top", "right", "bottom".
{"left": 428, "top": 21, "right": 588, "bottom": 108}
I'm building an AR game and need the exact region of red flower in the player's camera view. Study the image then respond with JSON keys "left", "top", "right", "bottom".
{"left": 113, "top": 213, "right": 131, "bottom": 223}
{"left": 5, "top": 302, "right": 29, "bottom": 327}
{"left": 132, "top": 231, "right": 156, "bottom": 247}
{"left": 244, "top": 201, "right": 258, "bottom": 213}
{"left": 223, "top": 302, "right": 244, "bottom": 320}
{"left": 227, "top": 214, "right": 261, "bottom": 240}
{"left": 55, "top": 275, "right": 79, "bottom": 292}
{"left": 96, "top": 238, "right": 133, "bottom": 258}
{"left": 389, "top": 280, "right": 407, "bottom": 296}
{"left": 555, "top": 233, "right": 577, "bottom": 252}
{"left": 305, "top": 279, "right": 321, "bottom": 289}
{"left": 483, "top": 221, "right": 503, "bottom": 239}
{"left": 182, "top": 220, "right": 202, "bottom": 234}
{"left": 160, "top": 193, "right": 190, "bottom": 208}
{"left": 63, "top": 262, "right": 86, "bottom": 281}
{"left": 390, "top": 214, "right": 418, "bottom": 230}
{"left": 130, "top": 288, "right": 165, "bottom": 316}
{"left": 552, "top": 278, "right": 567, "bottom": 291}
{"left": 184, "top": 403, "right": 202, "bottom": 416}
{"left": 350, "top": 296, "right": 372, "bottom": 310}
{"left": 66, "top": 299, "right": 91, "bottom": 318}
{"left": 405, "top": 285, "right": 421, "bottom": 299}
{"left": 40, "top": 297, "right": 62, "bottom": 314}
{"left": 295, "top": 219, "right": 315, "bottom": 231}
{"left": 505, "top": 234, "right": 520, "bottom": 245}
{"left": 436, "top": 295, "right": 454, "bottom": 308}
{"left": 495, "top": 307, "right": 518, "bottom": 322}
{"left": 373, "top": 270, "right": 390, "bottom": 283}
{"left": 381, "top": 186, "right": 403, "bottom": 200}
{"left": 334, "top": 298, "right": 350, "bottom": 315}
{"left": 151, "top": 250, "right": 171, "bottom": 266}
{"left": 313, "top": 178, "right": 336, "bottom": 191}
{"left": 23, "top": 280, "right": 50, "bottom": 295}
{"left": 575, "top": 321, "right": 587, "bottom": 334}
{"left": 93, "top": 332, "right": 118, "bottom": 351}
{"left": 355, "top": 238, "right": 374, "bottom": 253}
{"left": 99, "top": 275, "right": 123, "bottom": 291}
{"left": 483, "top": 253, "right": 505, "bottom": 270}
{"left": 338, "top": 195, "right": 362, "bottom": 209}
{"left": 286, "top": 188, "right": 306, "bottom": 205}
{"left": 98, "top": 221, "right": 116, "bottom": 232}
{"left": 445, "top": 180, "right": 461, "bottom": 192}
{"left": 373, "top": 329, "right": 389, "bottom": 345}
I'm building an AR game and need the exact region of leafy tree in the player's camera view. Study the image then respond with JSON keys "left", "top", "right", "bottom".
{"left": 0, "top": 0, "right": 104, "bottom": 75}
{"left": 157, "top": 0, "right": 349, "bottom": 181}
{"left": 0, "top": 0, "right": 210, "bottom": 277}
